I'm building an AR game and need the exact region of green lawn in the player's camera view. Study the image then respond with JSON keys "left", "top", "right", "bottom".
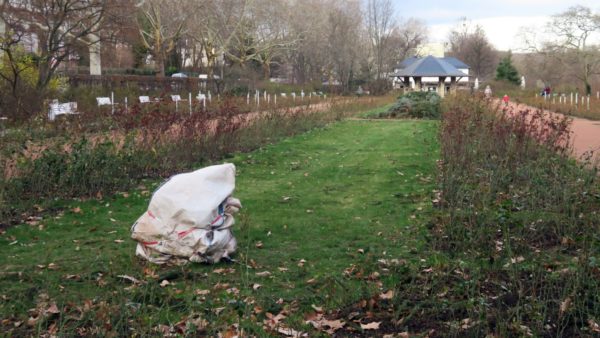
{"left": 0, "top": 119, "right": 439, "bottom": 336}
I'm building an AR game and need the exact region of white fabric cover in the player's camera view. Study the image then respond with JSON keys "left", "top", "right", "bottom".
{"left": 131, "top": 163, "right": 241, "bottom": 265}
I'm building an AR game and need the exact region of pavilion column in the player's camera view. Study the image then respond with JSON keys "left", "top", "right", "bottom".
{"left": 414, "top": 77, "right": 422, "bottom": 91}
{"left": 450, "top": 77, "right": 457, "bottom": 94}
{"left": 438, "top": 76, "right": 447, "bottom": 98}
{"left": 403, "top": 77, "right": 410, "bottom": 93}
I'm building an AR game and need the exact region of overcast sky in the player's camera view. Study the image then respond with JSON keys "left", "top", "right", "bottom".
{"left": 393, "top": 0, "right": 600, "bottom": 51}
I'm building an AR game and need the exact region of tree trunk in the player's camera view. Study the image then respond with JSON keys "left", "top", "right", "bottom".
{"left": 156, "top": 54, "right": 165, "bottom": 77}
{"left": 263, "top": 62, "right": 270, "bottom": 80}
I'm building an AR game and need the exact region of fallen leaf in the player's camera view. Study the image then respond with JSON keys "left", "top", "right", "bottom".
{"left": 46, "top": 303, "right": 60, "bottom": 315}
{"left": 306, "top": 278, "right": 316, "bottom": 284}
{"left": 226, "top": 287, "right": 239, "bottom": 295}
{"left": 195, "top": 289, "right": 210, "bottom": 296}
{"left": 311, "top": 304, "right": 323, "bottom": 313}
{"left": 277, "top": 325, "right": 307, "bottom": 337}
{"left": 252, "top": 283, "right": 262, "bottom": 290}
{"left": 114, "top": 239, "right": 124, "bottom": 244}
{"left": 278, "top": 267, "right": 289, "bottom": 272}
{"left": 47, "top": 263, "right": 58, "bottom": 270}
{"left": 361, "top": 321, "right": 380, "bottom": 330}
{"left": 256, "top": 271, "right": 271, "bottom": 277}
{"left": 160, "top": 280, "right": 170, "bottom": 287}
{"left": 560, "top": 297, "right": 571, "bottom": 316}
{"left": 143, "top": 268, "right": 158, "bottom": 279}
{"left": 380, "top": 290, "right": 394, "bottom": 300}
{"left": 264, "top": 311, "right": 286, "bottom": 329}
{"left": 213, "top": 282, "right": 230, "bottom": 290}
{"left": 510, "top": 256, "right": 525, "bottom": 264}
{"left": 357, "top": 248, "right": 365, "bottom": 254}
{"left": 117, "top": 275, "right": 142, "bottom": 285}
{"left": 255, "top": 241, "right": 264, "bottom": 249}
{"left": 297, "top": 259, "right": 306, "bottom": 267}
{"left": 588, "top": 319, "right": 600, "bottom": 333}
{"left": 368, "top": 271, "right": 380, "bottom": 280}
{"left": 72, "top": 207, "right": 82, "bottom": 214}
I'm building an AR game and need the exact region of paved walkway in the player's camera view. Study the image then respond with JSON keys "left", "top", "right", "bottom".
{"left": 504, "top": 101, "right": 600, "bottom": 163}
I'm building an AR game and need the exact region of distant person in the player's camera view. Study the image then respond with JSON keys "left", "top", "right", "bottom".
{"left": 502, "top": 94, "right": 510, "bottom": 106}
{"left": 484, "top": 85, "right": 492, "bottom": 99}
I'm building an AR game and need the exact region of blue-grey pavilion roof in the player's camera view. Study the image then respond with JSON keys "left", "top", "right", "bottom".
{"left": 397, "top": 56, "right": 419, "bottom": 69}
{"left": 441, "top": 56, "right": 469, "bottom": 69}
{"left": 391, "top": 55, "right": 467, "bottom": 77}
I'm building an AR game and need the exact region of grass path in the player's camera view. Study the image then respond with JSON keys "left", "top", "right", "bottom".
{"left": 0, "top": 119, "right": 439, "bottom": 336}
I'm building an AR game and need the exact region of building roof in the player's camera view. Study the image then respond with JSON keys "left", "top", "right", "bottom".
{"left": 441, "top": 56, "right": 469, "bottom": 69}
{"left": 397, "top": 56, "right": 419, "bottom": 69}
{"left": 391, "top": 55, "right": 468, "bottom": 78}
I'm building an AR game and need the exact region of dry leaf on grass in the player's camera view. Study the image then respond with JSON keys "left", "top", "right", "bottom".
{"left": 361, "top": 321, "right": 381, "bottom": 330}
{"left": 256, "top": 271, "right": 272, "bottom": 277}
{"left": 117, "top": 275, "right": 143, "bottom": 285}
{"left": 144, "top": 267, "right": 159, "bottom": 279}
{"left": 46, "top": 303, "right": 60, "bottom": 315}
{"left": 226, "top": 287, "right": 239, "bottom": 295}
{"left": 510, "top": 256, "right": 525, "bottom": 264}
{"left": 307, "top": 316, "right": 345, "bottom": 334}
{"left": 560, "top": 297, "right": 571, "bottom": 316}
{"left": 380, "top": 290, "right": 394, "bottom": 300}
{"left": 195, "top": 289, "right": 210, "bottom": 296}
{"left": 277, "top": 326, "right": 307, "bottom": 337}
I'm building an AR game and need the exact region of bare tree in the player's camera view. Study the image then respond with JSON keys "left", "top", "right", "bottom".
{"left": 0, "top": 0, "right": 126, "bottom": 89}
{"left": 544, "top": 5, "right": 600, "bottom": 95}
{"left": 239, "top": 0, "right": 297, "bottom": 79}
{"left": 389, "top": 18, "right": 427, "bottom": 63}
{"left": 447, "top": 19, "right": 497, "bottom": 79}
{"left": 286, "top": 0, "right": 329, "bottom": 84}
{"left": 183, "top": 0, "right": 248, "bottom": 80}
{"left": 137, "top": 0, "right": 187, "bottom": 77}
{"left": 325, "top": 0, "right": 362, "bottom": 91}
{"left": 365, "top": 0, "right": 395, "bottom": 79}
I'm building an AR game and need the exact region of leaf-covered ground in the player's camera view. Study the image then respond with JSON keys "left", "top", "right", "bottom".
{"left": 0, "top": 119, "right": 439, "bottom": 336}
